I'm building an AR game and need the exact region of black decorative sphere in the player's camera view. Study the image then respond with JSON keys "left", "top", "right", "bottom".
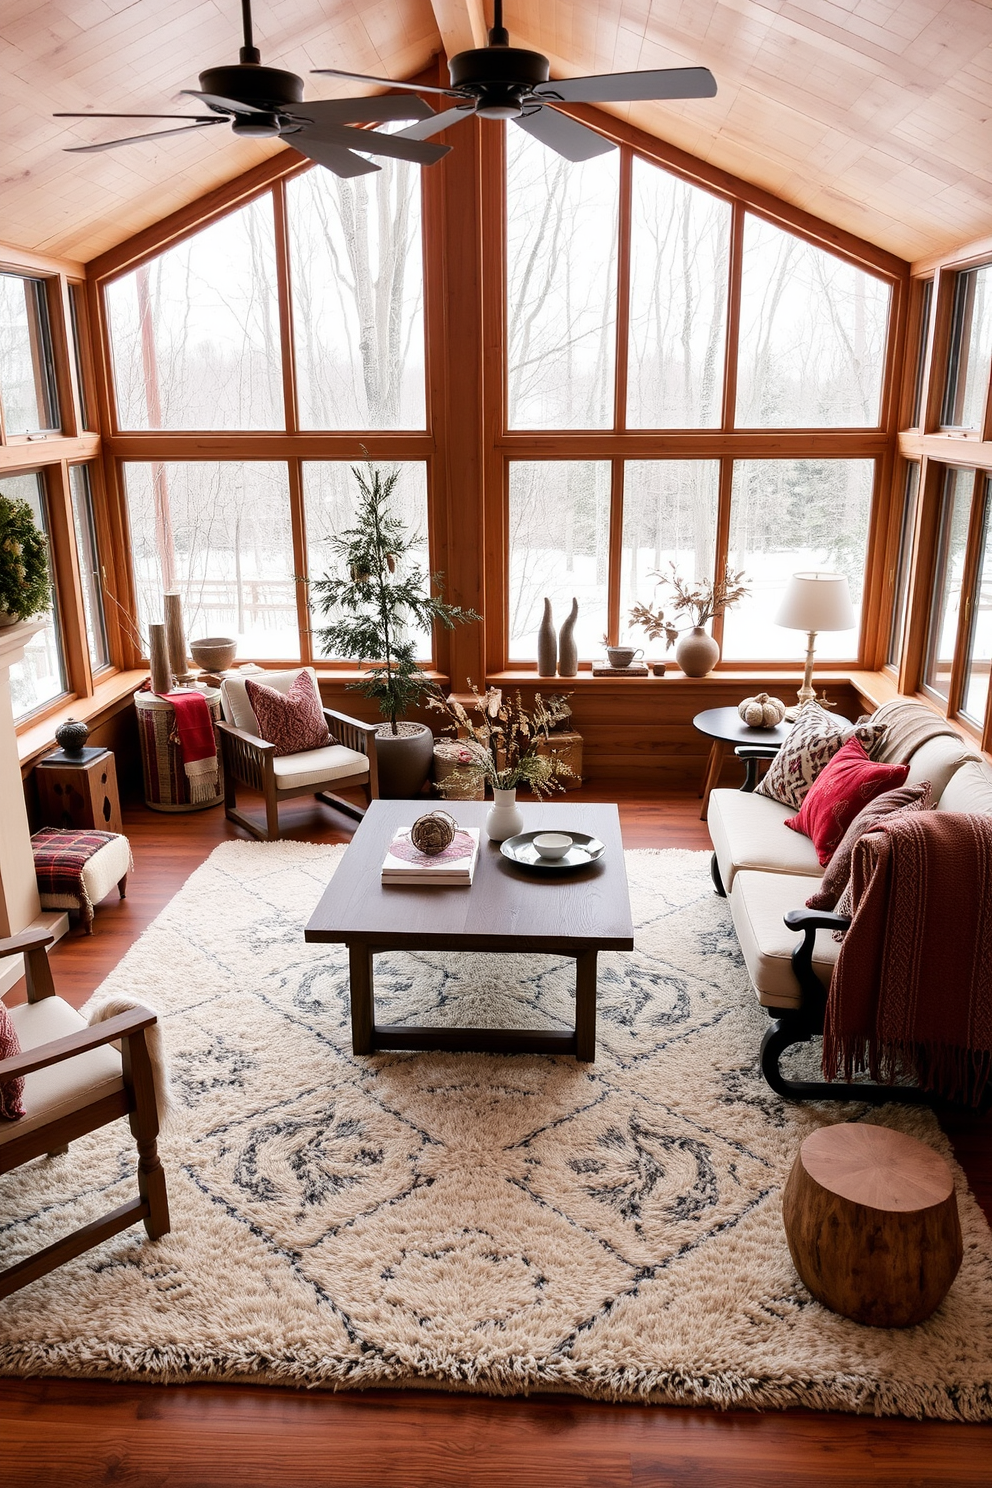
{"left": 55, "top": 717, "right": 89, "bottom": 758}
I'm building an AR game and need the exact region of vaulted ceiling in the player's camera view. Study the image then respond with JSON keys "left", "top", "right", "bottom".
{"left": 2, "top": 0, "right": 991, "bottom": 266}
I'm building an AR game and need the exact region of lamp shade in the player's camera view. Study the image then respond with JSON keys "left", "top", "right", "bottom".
{"left": 775, "top": 572, "right": 855, "bottom": 632}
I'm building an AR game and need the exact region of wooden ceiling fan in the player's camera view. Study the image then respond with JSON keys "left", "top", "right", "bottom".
{"left": 316, "top": 0, "right": 718, "bottom": 163}
{"left": 53, "top": 0, "right": 449, "bottom": 179}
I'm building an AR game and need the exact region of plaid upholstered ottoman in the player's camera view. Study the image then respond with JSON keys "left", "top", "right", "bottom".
{"left": 31, "top": 828, "right": 132, "bottom": 934}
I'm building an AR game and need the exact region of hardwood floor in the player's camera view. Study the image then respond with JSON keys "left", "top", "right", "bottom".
{"left": 3, "top": 782, "right": 991, "bottom": 1487}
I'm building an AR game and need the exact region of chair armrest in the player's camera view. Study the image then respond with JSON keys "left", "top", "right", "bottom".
{"left": 324, "top": 709, "right": 380, "bottom": 758}
{"left": 215, "top": 719, "right": 275, "bottom": 753}
{"left": 0, "top": 931, "right": 55, "bottom": 961}
{"left": 734, "top": 744, "right": 780, "bottom": 793}
{"left": 323, "top": 708, "right": 378, "bottom": 739}
{"left": 0, "top": 1006, "right": 157, "bottom": 1082}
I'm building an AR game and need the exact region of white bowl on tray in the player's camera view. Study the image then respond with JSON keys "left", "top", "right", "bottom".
{"left": 533, "top": 832, "right": 573, "bottom": 861}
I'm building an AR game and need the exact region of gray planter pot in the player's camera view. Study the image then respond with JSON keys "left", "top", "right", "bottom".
{"left": 374, "top": 722, "right": 435, "bottom": 799}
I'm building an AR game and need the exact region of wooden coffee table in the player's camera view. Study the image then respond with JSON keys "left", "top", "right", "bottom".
{"left": 304, "top": 800, "right": 634, "bottom": 1061}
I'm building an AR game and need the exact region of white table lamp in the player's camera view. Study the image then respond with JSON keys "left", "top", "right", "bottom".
{"left": 775, "top": 572, "right": 856, "bottom": 709}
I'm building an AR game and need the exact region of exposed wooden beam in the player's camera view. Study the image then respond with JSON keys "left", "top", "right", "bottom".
{"left": 429, "top": 0, "right": 488, "bottom": 60}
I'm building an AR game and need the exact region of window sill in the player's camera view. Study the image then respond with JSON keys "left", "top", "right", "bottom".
{"left": 17, "top": 669, "right": 148, "bottom": 770}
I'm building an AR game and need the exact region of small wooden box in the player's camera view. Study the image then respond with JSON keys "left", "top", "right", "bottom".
{"left": 36, "top": 748, "right": 123, "bottom": 836}
{"left": 534, "top": 730, "right": 583, "bottom": 791}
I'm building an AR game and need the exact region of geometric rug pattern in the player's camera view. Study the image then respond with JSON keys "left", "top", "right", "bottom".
{"left": 1, "top": 841, "right": 991, "bottom": 1419}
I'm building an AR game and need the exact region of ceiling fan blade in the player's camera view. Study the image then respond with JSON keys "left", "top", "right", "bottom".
{"left": 285, "top": 95, "right": 434, "bottom": 126}
{"left": 533, "top": 67, "right": 717, "bottom": 105}
{"left": 54, "top": 112, "right": 218, "bottom": 121}
{"left": 289, "top": 136, "right": 382, "bottom": 178}
{"left": 64, "top": 121, "right": 224, "bottom": 153}
{"left": 394, "top": 105, "right": 476, "bottom": 142}
{"left": 296, "top": 119, "right": 450, "bottom": 166}
{"left": 311, "top": 67, "right": 459, "bottom": 99}
{"left": 179, "top": 89, "right": 267, "bottom": 114}
{"left": 513, "top": 107, "right": 615, "bottom": 163}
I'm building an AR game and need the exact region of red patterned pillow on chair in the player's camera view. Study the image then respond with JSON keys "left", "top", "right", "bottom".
{"left": 0, "top": 1001, "right": 25, "bottom": 1121}
{"left": 784, "top": 735, "right": 909, "bottom": 866}
{"left": 244, "top": 672, "right": 334, "bottom": 758}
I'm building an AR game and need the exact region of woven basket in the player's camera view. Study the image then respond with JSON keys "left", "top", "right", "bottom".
{"left": 432, "top": 741, "right": 486, "bottom": 801}
{"left": 135, "top": 688, "right": 224, "bottom": 812}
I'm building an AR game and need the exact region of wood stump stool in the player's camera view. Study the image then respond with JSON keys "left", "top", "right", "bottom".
{"left": 782, "top": 1123, "right": 963, "bottom": 1328}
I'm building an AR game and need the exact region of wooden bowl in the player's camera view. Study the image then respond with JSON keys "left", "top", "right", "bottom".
{"left": 190, "top": 636, "right": 237, "bottom": 673}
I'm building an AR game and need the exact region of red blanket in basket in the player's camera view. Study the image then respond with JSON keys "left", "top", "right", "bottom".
{"left": 143, "top": 683, "right": 218, "bottom": 804}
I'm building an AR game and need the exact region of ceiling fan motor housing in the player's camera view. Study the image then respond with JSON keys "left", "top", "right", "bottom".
{"left": 198, "top": 63, "right": 304, "bottom": 134}
{"left": 448, "top": 46, "right": 551, "bottom": 118}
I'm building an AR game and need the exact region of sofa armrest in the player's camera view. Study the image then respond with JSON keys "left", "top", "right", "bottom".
{"left": 0, "top": 1006, "right": 157, "bottom": 1082}
{"left": 734, "top": 744, "right": 781, "bottom": 793}
{"left": 783, "top": 907, "right": 850, "bottom": 1011}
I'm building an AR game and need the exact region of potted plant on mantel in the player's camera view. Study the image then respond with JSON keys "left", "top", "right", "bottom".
{"left": 628, "top": 563, "right": 749, "bottom": 677}
{"left": 309, "top": 463, "right": 479, "bottom": 799}
{"left": 0, "top": 491, "right": 50, "bottom": 628}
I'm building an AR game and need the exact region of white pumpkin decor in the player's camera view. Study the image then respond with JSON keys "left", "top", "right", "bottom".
{"left": 738, "top": 692, "right": 787, "bottom": 729}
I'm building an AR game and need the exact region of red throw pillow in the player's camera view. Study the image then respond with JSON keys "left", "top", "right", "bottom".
{"left": 244, "top": 672, "right": 334, "bottom": 758}
{"left": 805, "top": 781, "right": 933, "bottom": 910}
{"left": 784, "top": 736, "right": 909, "bottom": 866}
{"left": 0, "top": 1001, "right": 25, "bottom": 1121}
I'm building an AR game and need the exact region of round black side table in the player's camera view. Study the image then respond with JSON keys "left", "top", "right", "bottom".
{"left": 692, "top": 706, "right": 791, "bottom": 820}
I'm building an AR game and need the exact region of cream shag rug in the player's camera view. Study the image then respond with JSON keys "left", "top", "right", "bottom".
{"left": 2, "top": 841, "right": 992, "bottom": 1420}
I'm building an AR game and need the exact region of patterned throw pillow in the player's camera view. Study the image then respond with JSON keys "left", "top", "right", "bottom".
{"left": 783, "top": 737, "right": 909, "bottom": 866}
{"left": 0, "top": 1000, "right": 25, "bottom": 1121}
{"left": 244, "top": 672, "right": 334, "bottom": 758}
{"left": 755, "top": 703, "right": 887, "bottom": 811}
{"left": 805, "top": 781, "right": 933, "bottom": 912}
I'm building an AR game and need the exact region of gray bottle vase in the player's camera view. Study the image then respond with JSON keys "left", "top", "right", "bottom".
{"left": 537, "top": 597, "right": 557, "bottom": 676}
{"left": 557, "top": 598, "right": 579, "bottom": 677}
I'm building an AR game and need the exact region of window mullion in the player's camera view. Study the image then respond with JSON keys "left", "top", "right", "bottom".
{"left": 607, "top": 459, "right": 625, "bottom": 645}
{"left": 613, "top": 146, "right": 632, "bottom": 435}
{"left": 289, "top": 458, "right": 311, "bottom": 665}
{"left": 720, "top": 203, "right": 744, "bottom": 432}
{"left": 272, "top": 179, "right": 299, "bottom": 436}
{"left": 711, "top": 458, "right": 734, "bottom": 654}
{"left": 44, "top": 460, "right": 91, "bottom": 698}
{"left": 950, "top": 470, "right": 986, "bottom": 718}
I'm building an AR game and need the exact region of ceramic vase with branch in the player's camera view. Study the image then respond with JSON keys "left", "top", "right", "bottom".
{"left": 628, "top": 563, "right": 749, "bottom": 678}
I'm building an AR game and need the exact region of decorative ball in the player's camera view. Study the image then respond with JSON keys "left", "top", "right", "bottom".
{"left": 410, "top": 809, "right": 457, "bottom": 855}
{"left": 55, "top": 717, "right": 89, "bottom": 757}
{"left": 738, "top": 692, "right": 787, "bottom": 729}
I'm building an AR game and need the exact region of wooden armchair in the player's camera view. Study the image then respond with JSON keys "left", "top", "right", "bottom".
{"left": 217, "top": 668, "right": 380, "bottom": 841}
{"left": 0, "top": 930, "right": 170, "bottom": 1300}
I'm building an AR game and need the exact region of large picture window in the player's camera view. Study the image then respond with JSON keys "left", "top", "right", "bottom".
{"left": 288, "top": 164, "right": 426, "bottom": 430}
{"left": 107, "top": 198, "right": 283, "bottom": 432}
{"left": 508, "top": 462, "right": 611, "bottom": 658}
{"left": 123, "top": 462, "right": 297, "bottom": 660}
{"left": 4, "top": 470, "right": 67, "bottom": 719}
{"left": 0, "top": 274, "right": 60, "bottom": 436}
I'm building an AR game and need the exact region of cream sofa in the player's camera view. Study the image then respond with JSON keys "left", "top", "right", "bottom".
{"left": 706, "top": 701, "right": 992, "bottom": 1100}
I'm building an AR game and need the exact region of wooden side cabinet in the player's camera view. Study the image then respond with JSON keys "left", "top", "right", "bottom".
{"left": 36, "top": 748, "right": 123, "bottom": 837}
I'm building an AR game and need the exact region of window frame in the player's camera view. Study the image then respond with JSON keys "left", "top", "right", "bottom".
{"left": 0, "top": 270, "right": 63, "bottom": 440}
{"left": 940, "top": 263, "right": 992, "bottom": 435}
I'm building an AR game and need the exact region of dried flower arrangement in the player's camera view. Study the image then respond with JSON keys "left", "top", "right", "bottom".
{"left": 427, "top": 683, "right": 573, "bottom": 797}
{"left": 628, "top": 562, "right": 750, "bottom": 648}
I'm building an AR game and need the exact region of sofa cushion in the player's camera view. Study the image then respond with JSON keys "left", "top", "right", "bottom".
{"left": 904, "top": 732, "right": 980, "bottom": 799}
{"left": 708, "top": 787, "right": 823, "bottom": 894}
{"left": 755, "top": 704, "right": 887, "bottom": 810}
{"left": 934, "top": 758, "right": 992, "bottom": 815}
{"left": 784, "top": 737, "right": 909, "bottom": 866}
{"left": 805, "top": 781, "right": 933, "bottom": 911}
{"left": 730, "top": 870, "right": 842, "bottom": 1011}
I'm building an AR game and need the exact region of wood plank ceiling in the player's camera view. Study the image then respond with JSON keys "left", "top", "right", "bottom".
{"left": 1, "top": 0, "right": 991, "bottom": 265}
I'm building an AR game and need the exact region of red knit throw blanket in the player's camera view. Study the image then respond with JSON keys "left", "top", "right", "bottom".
{"left": 162, "top": 688, "right": 218, "bottom": 803}
{"left": 823, "top": 811, "right": 992, "bottom": 1105}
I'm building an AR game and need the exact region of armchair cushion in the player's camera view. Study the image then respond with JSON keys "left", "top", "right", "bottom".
{"left": 0, "top": 1002, "right": 25, "bottom": 1120}
{"left": 0, "top": 998, "right": 123, "bottom": 1145}
{"left": 222, "top": 667, "right": 321, "bottom": 737}
{"left": 244, "top": 671, "right": 333, "bottom": 757}
{"left": 730, "top": 869, "right": 842, "bottom": 1010}
{"left": 272, "top": 744, "right": 370, "bottom": 791}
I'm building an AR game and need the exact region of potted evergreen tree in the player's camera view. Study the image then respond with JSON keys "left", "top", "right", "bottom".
{"left": 310, "top": 463, "right": 478, "bottom": 798}
{"left": 0, "top": 491, "right": 50, "bottom": 627}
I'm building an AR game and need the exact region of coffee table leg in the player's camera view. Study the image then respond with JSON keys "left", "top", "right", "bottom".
{"left": 575, "top": 949, "right": 598, "bottom": 1062}
{"left": 349, "top": 944, "right": 375, "bottom": 1054}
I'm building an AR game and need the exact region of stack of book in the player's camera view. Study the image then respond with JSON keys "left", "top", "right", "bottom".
{"left": 591, "top": 664, "right": 649, "bottom": 677}
{"left": 381, "top": 826, "right": 480, "bottom": 886}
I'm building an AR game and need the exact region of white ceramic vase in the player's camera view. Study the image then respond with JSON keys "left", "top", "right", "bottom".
{"left": 485, "top": 786, "right": 524, "bottom": 842}
{"left": 675, "top": 624, "right": 720, "bottom": 678}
